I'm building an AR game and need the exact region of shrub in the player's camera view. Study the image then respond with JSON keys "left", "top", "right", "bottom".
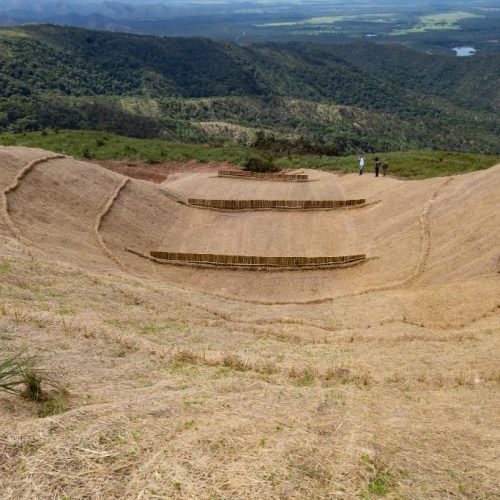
{"left": 243, "top": 157, "right": 278, "bottom": 173}
{"left": 81, "top": 146, "right": 92, "bottom": 159}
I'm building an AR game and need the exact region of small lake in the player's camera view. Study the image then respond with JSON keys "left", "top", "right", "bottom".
{"left": 452, "top": 46, "right": 477, "bottom": 57}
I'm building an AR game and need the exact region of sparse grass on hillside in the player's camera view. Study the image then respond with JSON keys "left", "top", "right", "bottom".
{"left": 0, "top": 130, "right": 498, "bottom": 179}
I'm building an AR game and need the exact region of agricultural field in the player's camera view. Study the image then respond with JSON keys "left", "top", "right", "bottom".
{"left": 256, "top": 13, "right": 398, "bottom": 28}
{"left": 390, "top": 12, "right": 484, "bottom": 36}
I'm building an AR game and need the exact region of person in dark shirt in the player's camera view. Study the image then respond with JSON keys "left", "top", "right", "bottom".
{"left": 374, "top": 157, "right": 381, "bottom": 177}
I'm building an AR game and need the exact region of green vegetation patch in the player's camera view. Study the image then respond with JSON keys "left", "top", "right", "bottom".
{"left": 391, "top": 12, "right": 484, "bottom": 35}
{"left": 0, "top": 261, "right": 12, "bottom": 275}
{"left": 120, "top": 98, "right": 161, "bottom": 118}
{"left": 276, "top": 150, "right": 500, "bottom": 180}
{"left": 1, "top": 26, "right": 499, "bottom": 155}
{"left": 0, "top": 130, "right": 498, "bottom": 180}
{"left": 0, "top": 130, "right": 263, "bottom": 166}
{"left": 0, "top": 29, "right": 30, "bottom": 39}
{"left": 257, "top": 13, "right": 397, "bottom": 28}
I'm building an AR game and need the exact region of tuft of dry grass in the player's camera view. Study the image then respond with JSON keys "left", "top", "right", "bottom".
{"left": 0, "top": 351, "right": 67, "bottom": 410}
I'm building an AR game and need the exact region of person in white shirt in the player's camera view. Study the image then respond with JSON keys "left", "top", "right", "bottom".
{"left": 359, "top": 155, "right": 365, "bottom": 175}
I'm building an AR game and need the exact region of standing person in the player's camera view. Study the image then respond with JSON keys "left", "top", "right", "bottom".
{"left": 382, "top": 159, "right": 389, "bottom": 176}
{"left": 359, "top": 154, "right": 365, "bottom": 175}
{"left": 374, "top": 157, "right": 381, "bottom": 177}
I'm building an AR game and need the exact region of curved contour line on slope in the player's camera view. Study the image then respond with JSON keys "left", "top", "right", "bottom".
{"left": 1, "top": 154, "right": 65, "bottom": 246}
{"left": 94, "top": 177, "right": 130, "bottom": 270}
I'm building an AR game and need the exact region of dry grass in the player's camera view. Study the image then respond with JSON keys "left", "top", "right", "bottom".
{"left": 0, "top": 147, "right": 499, "bottom": 498}
{"left": 93, "top": 177, "right": 129, "bottom": 270}
{"left": 1, "top": 249, "right": 498, "bottom": 498}
{"left": 1, "top": 154, "right": 64, "bottom": 242}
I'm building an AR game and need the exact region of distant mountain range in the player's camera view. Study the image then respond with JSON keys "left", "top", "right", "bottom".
{"left": 0, "top": 0, "right": 203, "bottom": 31}
{"left": 0, "top": 0, "right": 181, "bottom": 18}
{"left": 2, "top": 0, "right": 500, "bottom": 58}
{"left": 0, "top": 24, "right": 499, "bottom": 154}
{"left": 0, "top": 0, "right": 234, "bottom": 36}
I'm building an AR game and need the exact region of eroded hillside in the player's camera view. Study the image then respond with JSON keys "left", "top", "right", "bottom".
{"left": 0, "top": 147, "right": 499, "bottom": 498}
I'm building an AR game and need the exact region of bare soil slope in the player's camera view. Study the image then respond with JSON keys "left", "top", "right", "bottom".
{"left": 162, "top": 169, "right": 344, "bottom": 200}
{"left": 0, "top": 146, "right": 499, "bottom": 499}
{"left": 98, "top": 159, "right": 228, "bottom": 184}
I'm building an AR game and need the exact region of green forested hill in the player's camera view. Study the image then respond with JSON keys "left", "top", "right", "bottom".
{"left": 0, "top": 24, "right": 499, "bottom": 154}
{"left": 0, "top": 25, "right": 403, "bottom": 105}
{"left": 318, "top": 41, "right": 500, "bottom": 113}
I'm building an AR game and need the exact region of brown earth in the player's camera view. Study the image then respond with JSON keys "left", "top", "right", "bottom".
{"left": 97, "top": 159, "right": 238, "bottom": 184}
{"left": 0, "top": 146, "right": 499, "bottom": 499}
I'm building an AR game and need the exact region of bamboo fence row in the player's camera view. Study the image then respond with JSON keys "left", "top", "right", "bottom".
{"left": 150, "top": 251, "right": 366, "bottom": 267}
{"left": 188, "top": 198, "right": 366, "bottom": 210}
{"left": 218, "top": 170, "right": 309, "bottom": 181}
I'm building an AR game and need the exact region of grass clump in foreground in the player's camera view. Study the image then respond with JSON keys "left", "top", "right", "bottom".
{"left": 0, "top": 352, "right": 40, "bottom": 399}
{"left": 0, "top": 351, "right": 67, "bottom": 416}
{"left": 0, "top": 130, "right": 498, "bottom": 180}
